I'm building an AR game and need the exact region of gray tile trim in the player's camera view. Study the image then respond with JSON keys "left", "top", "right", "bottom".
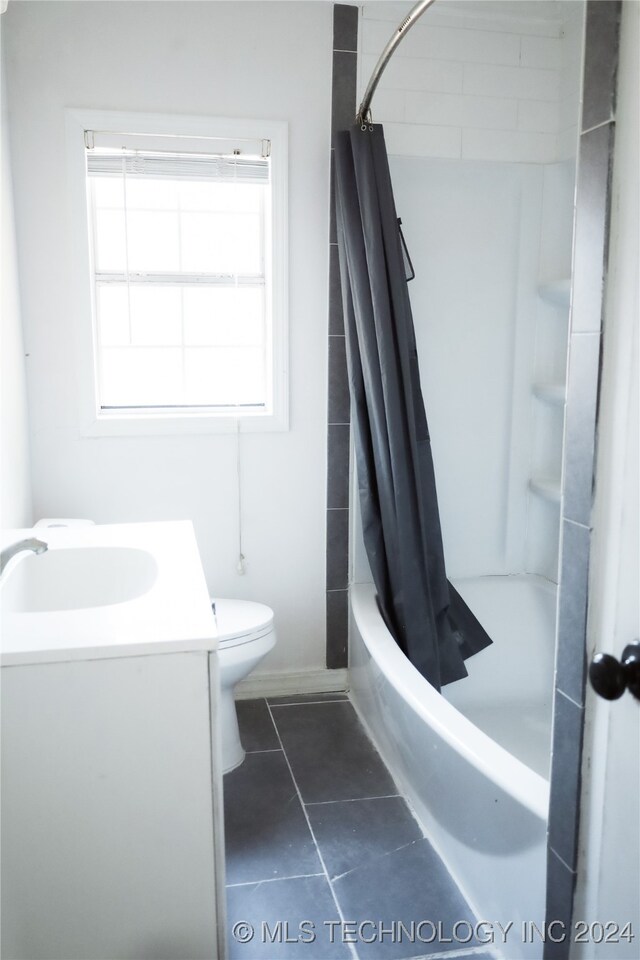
{"left": 329, "top": 243, "right": 345, "bottom": 335}
{"left": 333, "top": 4, "right": 358, "bottom": 54}
{"left": 556, "top": 520, "right": 590, "bottom": 705}
{"left": 570, "top": 123, "right": 615, "bottom": 334}
{"left": 328, "top": 334, "right": 350, "bottom": 426}
{"left": 582, "top": 118, "right": 616, "bottom": 137}
{"left": 327, "top": 423, "right": 350, "bottom": 509}
{"left": 562, "top": 333, "right": 601, "bottom": 526}
{"left": 330, "top": 150, "right": 337, "bottom": 244}
{"left": 546, "top": 5, "right": 619, "bottom": 941}
{"left": 331, "top": 51, "right": 358, "bottom": 135}
{"left": 326, "top": 9, "right": 357, "bottom": 674}
{"left": 326, "top": 588, "right": 348, "bottom": 669}
{"left": 544, "top": 848, "right": 577, "bottom": 960}
{"left": 548, "top": 693, "right": 585, "bottom": 871}
{"left": 327, "top": 508, "right": 349, "bottom": 591}
{"left": 581, "top": 0, "right": 622, "bottom": 132}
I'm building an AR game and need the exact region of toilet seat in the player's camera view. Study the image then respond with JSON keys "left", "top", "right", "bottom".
{"left": 213, "top": 598, "right": 275, "bottom": 650}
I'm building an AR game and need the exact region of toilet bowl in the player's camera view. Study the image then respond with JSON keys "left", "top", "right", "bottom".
{"left": 213, "top": 598, "right": 276, "bottom": 774}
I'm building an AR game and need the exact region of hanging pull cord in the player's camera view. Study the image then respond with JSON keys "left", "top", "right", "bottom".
{"left": 398, "top": 219, "right": 416, "bottom": 282}
{"left": 233, "top": 157, "right": 246, "bottom": 576}
{"left": 236, "top": 420, "right": 246, "bottom": 575}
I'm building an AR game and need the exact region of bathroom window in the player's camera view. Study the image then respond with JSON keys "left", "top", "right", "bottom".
{"left": 69, "top": 111, "right": 288, "bottom": 434}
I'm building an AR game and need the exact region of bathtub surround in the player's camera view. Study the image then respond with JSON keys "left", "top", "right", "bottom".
{"left": 356, "top": 2, "right": 583, "bottom": 588}
{"left": 544, "top": 3, "right": 622, "bottom": 956}
{"left": 359, "top": 0, "right": 582, "bottom": 165}
{"left": 346, "top": 2, "right": 633, "bottom": 956}
{"left": 347, "top": 3, "right": 593, "bottom": 958}
{"left": 326, "top": 3, "right": 358, "bottom": 671}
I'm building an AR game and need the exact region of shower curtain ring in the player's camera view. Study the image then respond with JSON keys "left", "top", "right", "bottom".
{"left": 356, "top": 108, "right": 373, "bottom": 132}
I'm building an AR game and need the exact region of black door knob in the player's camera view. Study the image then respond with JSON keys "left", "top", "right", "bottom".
{"left": 589, "top": 640, "right": 640, "bottom": 701}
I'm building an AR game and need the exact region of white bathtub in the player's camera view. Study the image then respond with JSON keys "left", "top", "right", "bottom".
{"left": 349, "top": 575, "right": 554, "bottom": 960}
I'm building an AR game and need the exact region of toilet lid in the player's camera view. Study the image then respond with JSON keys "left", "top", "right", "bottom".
{"left": 213, "top": 598, "right": 274, "bottom": 647}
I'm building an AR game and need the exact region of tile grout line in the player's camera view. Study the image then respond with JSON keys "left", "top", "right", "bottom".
{"left": 306, "top": 793, "right": 401, "bottom": 806}
{"left": 226, "top": 872, "right": 325, "bottom": 889}
{"left": 555, "top": 687, "right": 583, "bottom": 711}
{"left": 330, "top": 837, "right": 422, "bottom": 884}
{"left": 268, "top": 699, "right": 349, "bottom": 708}
{"left": 548, "top": 843, "right": 577, "bottom": 874}
{"left": 265, "top": 700, "right": 360, "bottom": 960}
{"left": 405, "top": 948, "right": 498, "bottom": 960}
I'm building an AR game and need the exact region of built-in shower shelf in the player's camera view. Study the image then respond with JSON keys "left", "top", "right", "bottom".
{"left": 529, "top": 477, "right": 562, "bottom": 504}
{"left": 532, "top": 382, "right": 567, "bottom": 406}
{"left": 538, "top": 278, "right": 571, "bottom": 308}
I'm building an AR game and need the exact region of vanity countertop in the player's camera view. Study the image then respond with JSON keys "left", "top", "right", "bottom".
{"left": 0, "top": 521, "right": 217, "bottom": 667}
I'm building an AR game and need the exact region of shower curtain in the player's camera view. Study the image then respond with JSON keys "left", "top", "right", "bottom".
{"left": 334, "top": 124, "right": 491, "bottom": 691}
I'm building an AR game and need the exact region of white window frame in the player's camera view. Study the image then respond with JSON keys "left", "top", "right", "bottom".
{"left": 66, "top": 108, "right": 288, "bottom": 436}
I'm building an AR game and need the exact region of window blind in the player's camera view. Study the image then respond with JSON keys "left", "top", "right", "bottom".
{"left": 87, "top": 151, "right": 269, "bottom": 184}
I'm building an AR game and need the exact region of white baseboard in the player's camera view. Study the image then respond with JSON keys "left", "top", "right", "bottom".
{"left": 234, "top": 668, "right": 349, "bottom": 701}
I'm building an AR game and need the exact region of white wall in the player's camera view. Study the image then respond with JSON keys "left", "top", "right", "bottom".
{"left": 0, "top": 19, "right": 32, "bottom": 528}
{"left": 3, "top": 1, "right": 332, "bottom": 677}
{"left": 360, "top": 0, "right": 582, "bottom": 163}
{"left": 389, "top": 155, "right": 544, "bottom": 578}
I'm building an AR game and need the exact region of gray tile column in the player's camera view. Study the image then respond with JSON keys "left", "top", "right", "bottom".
{"left": 326, "top": 4, "right": 357, "bottom": 670}
{"left": 544, "top": 3, "right": 621, "bottom": 956}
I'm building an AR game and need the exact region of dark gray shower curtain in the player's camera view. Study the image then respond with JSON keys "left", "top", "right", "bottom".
{"left": 334, "top": 124, "right": 491, "bottom": 691}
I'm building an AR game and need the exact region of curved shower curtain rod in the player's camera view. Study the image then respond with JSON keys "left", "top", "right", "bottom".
{"left": 356, "top": 0, "right": 437, "bottom": 129}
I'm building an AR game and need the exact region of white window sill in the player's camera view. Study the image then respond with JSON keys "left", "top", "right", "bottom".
{"left": 80, "top": 409, "right": 288, "bottom": 437}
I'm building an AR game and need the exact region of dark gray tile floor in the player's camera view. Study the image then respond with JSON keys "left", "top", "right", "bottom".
{"left": 224, "top": 696, "right": 487, "bottom": 960}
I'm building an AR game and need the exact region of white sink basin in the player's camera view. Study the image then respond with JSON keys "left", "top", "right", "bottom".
{"left": 1, "top": 546, "right": 158, "bottom": 613}
{"left": 0, "top": 522, "right": 216, "bottom": 667}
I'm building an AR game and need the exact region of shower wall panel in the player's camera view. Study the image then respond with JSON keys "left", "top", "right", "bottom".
{"left": 389, "top": 156, "right": 543, "bottom": 579}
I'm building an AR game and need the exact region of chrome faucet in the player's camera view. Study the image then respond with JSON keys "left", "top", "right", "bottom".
{"left": 0, "top": 537, "right": 48, "bottom": 576}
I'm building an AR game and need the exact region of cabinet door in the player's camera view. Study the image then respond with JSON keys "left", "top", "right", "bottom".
{"left": 1, "top": 652, "right": 219, "bottom": 960}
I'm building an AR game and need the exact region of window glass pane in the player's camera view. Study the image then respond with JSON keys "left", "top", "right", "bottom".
{"left": 88, "top": 140, "right": 276, "bottom": 414}
{"left": 180, "top": 212, "right": 262, "bottom": 274}
{"left": 232, "top": 213, "right": 262, "bottom": 274}
{"left": 94, "top": 209, "right": 127, "bottom": 272}
{"left": 178, "top": 181, "right": 262, "bottom": 214}
{"left": 96, "top": 285, "right": 130, "bottom": 346}
{"left": 129, "top": 286, "right": 182, "bottom": 345}
{"left": 183, "top": 287, "right": 263, "bottom": 346}
{"left": 125, "top": 178, "right": 179, "bottom": 211}
{"left": 126, "top": 211, "right": 181, "bottom": 272}
{"left": 100, "top": 347, "right": 183, "bottom": 406}
{"left": 93, "top": 177, "right": 125, "bottom": 209}
{"left": 184, "top": 347, "right": 265, "bottom": 406}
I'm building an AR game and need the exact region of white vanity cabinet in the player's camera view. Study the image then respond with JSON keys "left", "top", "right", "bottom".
{"left": 0, "top": 523, "right": 225, "bottom": 960}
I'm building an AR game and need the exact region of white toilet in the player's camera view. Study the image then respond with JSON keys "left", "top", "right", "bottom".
{"left": 213, "top": 598, "right": 276, "bottom": 774}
